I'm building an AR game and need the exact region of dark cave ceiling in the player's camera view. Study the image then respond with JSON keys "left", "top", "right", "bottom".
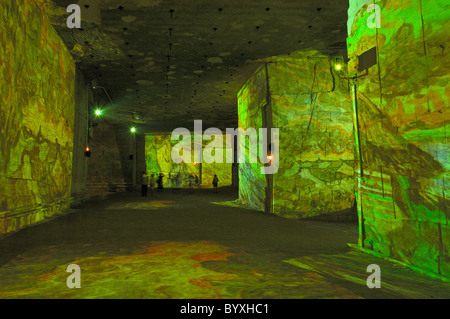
{"left": 47, "top": 0, "right": 349, "bottom": 133}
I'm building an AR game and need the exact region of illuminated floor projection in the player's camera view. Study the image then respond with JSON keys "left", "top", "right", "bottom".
{"left": 0, "top": 191, "right": 448, "bottom": 299}
{"left": 105, "top": 200, "right": 178, "bottom": 211}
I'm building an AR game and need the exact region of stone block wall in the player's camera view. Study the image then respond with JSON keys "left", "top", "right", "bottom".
{"left": 86, "top": 120, "right": 127, "bottom": 191}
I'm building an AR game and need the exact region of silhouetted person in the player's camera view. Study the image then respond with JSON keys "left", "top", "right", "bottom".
{"left": 141, "top": 171, "right": 148, "bottom": 196}
{"left": 157, "top": 173, "right": 164, "bottom": 192}
{"left": 213, "top": 175, "right": 219, "bottom": 193}
{"left": 194, "top": 175, "right": 199, "bottom": 187}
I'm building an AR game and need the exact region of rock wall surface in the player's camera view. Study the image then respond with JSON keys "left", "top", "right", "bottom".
{"left": 237, "top": 53, "right": 356, "bottom": 218}
{"left": 0, "top": 0, "right": 75, "bottom": 235}
{"left": 347, "top": 0, "right": 449, "bottom": 277}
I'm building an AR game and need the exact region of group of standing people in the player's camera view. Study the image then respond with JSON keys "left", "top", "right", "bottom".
{"left": 140, "top": 172, "right": 165, "bottom": 196}
{"left": 140, "top": 171, "right": 220, "bottom": 196}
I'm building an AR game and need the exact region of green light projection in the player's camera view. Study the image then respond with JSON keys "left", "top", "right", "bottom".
{"left": 1, "top": 240, "right": 448, "bottom": 298}
{"left": 0, "top": 0, "right": 75, "bottom": 235}
{"left": 237, "top": 52, "right": 356, "bottom": 218}
{"left": 269, "top": 52, "right": 355, "bottom": 218}
{"left": 237, "top": 66, "right": 267, "bottom": 212}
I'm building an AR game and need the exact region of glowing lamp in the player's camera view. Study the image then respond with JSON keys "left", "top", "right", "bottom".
{"left": 130, "top": 127, "right": 136, "bottom": 134}
{"left": 85, "top": 147, "right": 91, "bottom": 157}
{"left": 334, "top": 56, "right": 343, "bottom": 71}
{"left": 94, "top": 108, "right": 102, "bottom": 116}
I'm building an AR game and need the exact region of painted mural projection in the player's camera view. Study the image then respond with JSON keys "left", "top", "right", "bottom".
{"left": 145, "top": 135, "right": 198, "bottom": 188}
{"left": 347, "top": 0, "right": 449, "bottom": 277}
{"left": 237, "top": 67, "right": 267, "bottom": 212}
{"left": 144, "top": 134, "right": 232, "bottom": 188}
{"left": 268, "top": 52, "right": 355, "bottom": 218}
{"left": 0, "top": 0, "right": 75, "bottom": 234}
{"left": 237, "top": 52, "right": 355, "bottom": 217}
{"left": 201, "top": 133, "right": 233, "bottom": 188}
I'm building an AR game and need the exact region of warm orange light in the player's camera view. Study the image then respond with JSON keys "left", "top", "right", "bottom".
{"left": 85, "top": 147, "right": 90, "bottom": 152}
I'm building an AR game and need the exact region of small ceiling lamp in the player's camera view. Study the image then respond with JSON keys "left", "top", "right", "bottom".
{"left": 94, "top": 108, "right": 102, "bottom": 116}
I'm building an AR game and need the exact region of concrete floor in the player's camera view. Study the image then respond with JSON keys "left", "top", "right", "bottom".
{"left": 0, "top": 188, "right": 449, "bottom": 299}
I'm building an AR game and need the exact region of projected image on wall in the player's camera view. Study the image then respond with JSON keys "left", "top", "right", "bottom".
{"left": 145, "top": 134, "right": 232, "bottom": 188}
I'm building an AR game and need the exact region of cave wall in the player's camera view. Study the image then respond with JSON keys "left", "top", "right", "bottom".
{"left": 237, "top": 66, "right": 267, "bottom": 212}
{"left": 347, "top": 0, "right": 449, "bottom": 277}
{"left": 70, "top": 68, "right": 91, "bottom": 203}
{"left": 0, "top": 0, "right": 75, "bottom": 235}
{"left": 237, "top": 52, "right": 356, "bottom": 218}
{"left": 85, "top": 120, "right": 127, "bottom": 192}
{"left": 269, "top": 52, "right": 355, "bottom": 219}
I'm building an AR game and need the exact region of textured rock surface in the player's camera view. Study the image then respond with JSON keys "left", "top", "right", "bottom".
{"left": 347, "top": 0, "right": 449, "bottom": 277}
{"left": 237, "top": 52, "right": 355, "bottom": 218}
{"left": 70, "top": 69, "right": 90, "bottom": 201}
{"left": 269, "top": 52, "right": 355, "bottom": 218}
{"left": 237, "top": 66, "right": 267, "bottom": 212}
{"left": 0, "top": 0, "right": 75, "bottom": 235}
{"left": 85, "top": 120, "right": 126, "bottom": 189}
